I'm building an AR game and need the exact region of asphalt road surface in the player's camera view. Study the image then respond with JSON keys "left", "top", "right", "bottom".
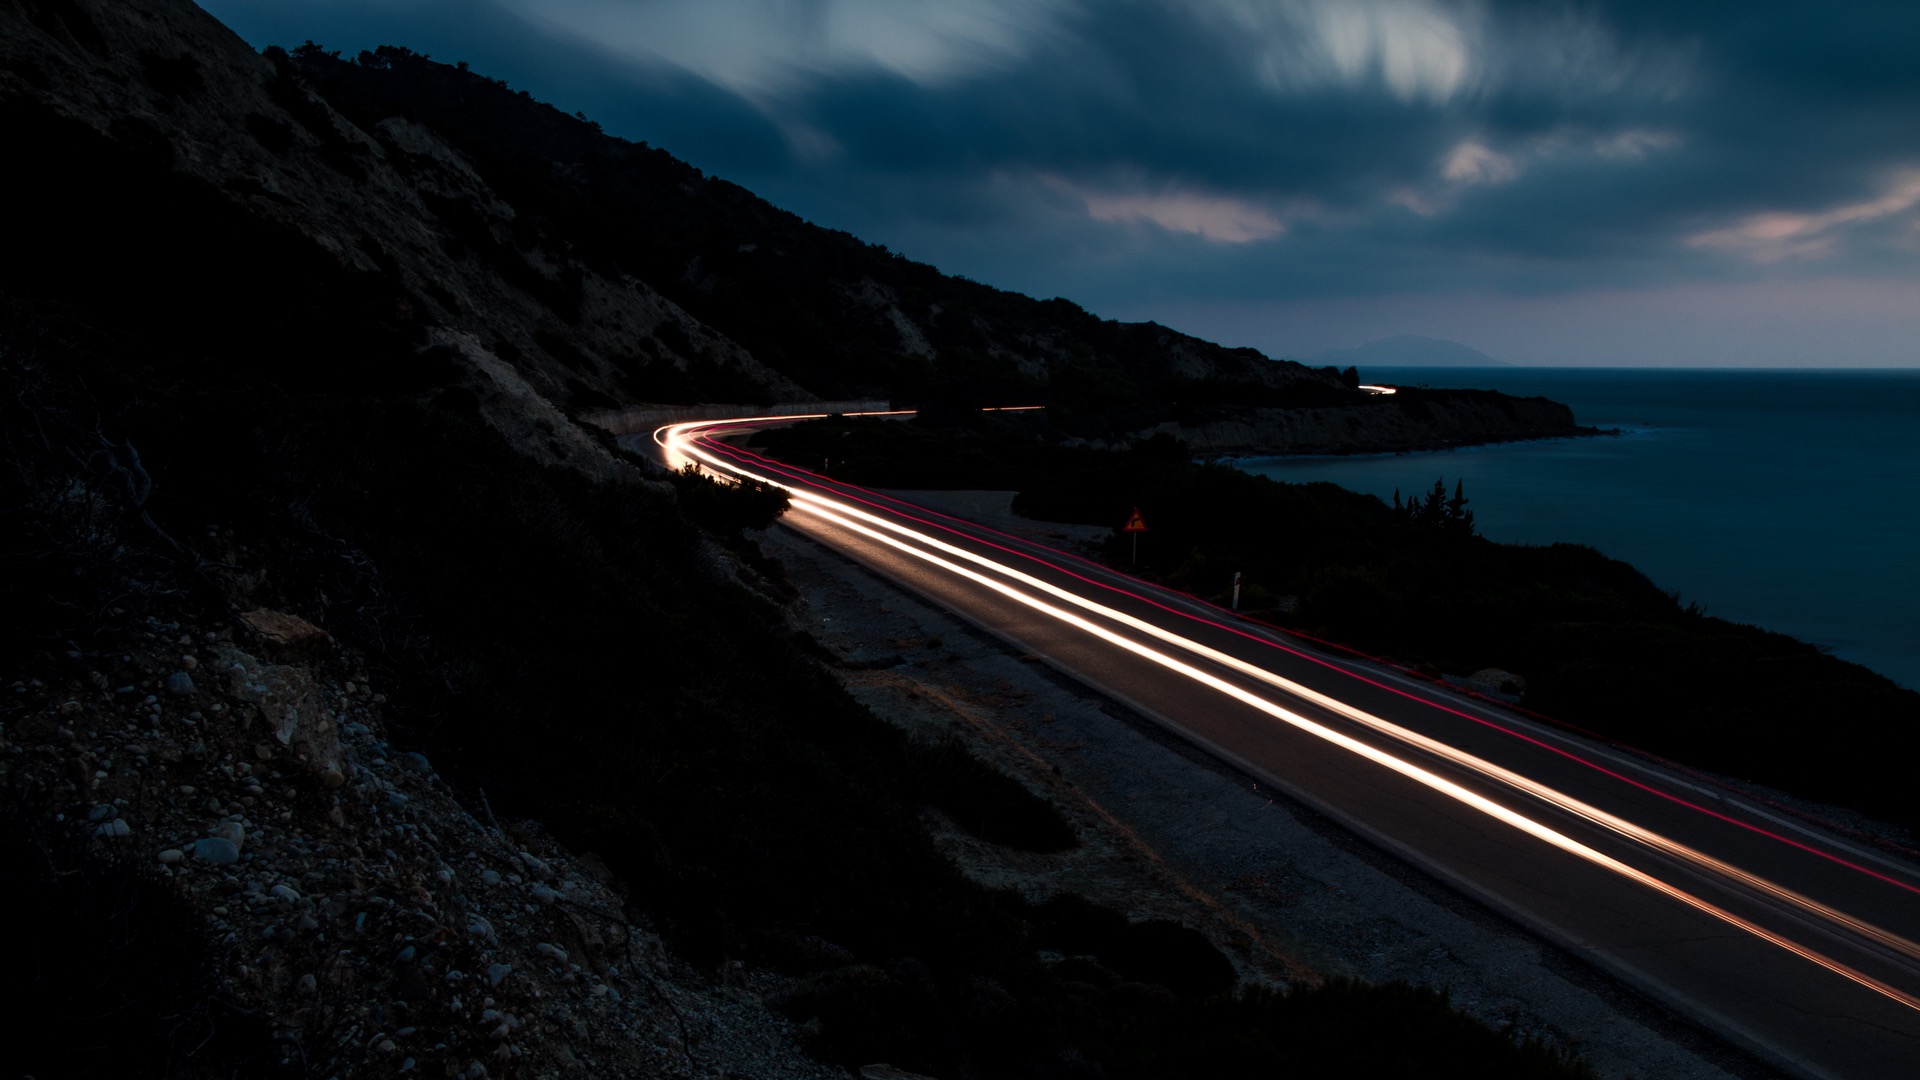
{"left": 651, "top": 411, "right": 1920, "bottom": 1080}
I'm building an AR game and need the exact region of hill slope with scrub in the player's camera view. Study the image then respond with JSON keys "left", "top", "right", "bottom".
{"left": 0, "top": 0, "right": 1602, "bottom": 1076}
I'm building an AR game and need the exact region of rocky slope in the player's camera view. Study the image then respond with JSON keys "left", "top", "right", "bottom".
{"left": 4, "top": 601, "right": 840, "bottom": 1079}
{"left": 3, "top": 0, "right": 800, "bottom": 456}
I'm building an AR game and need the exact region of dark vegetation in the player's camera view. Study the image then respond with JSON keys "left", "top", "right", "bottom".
{"left": 755, "top": 415, "right": 1920, "bottom": 832}
{"left": 0, "top": 799, "right": 298, "bottom": 1077}
{"left": 0, "top": 60, "right": 1590, "bottom": 1080}
{"left": 286, "top": 45, "right": 1361, "bottom": 416}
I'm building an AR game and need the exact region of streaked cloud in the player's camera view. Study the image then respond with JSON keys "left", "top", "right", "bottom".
{"left": 197, "top": 0, "right": 1920, "bottom": 364}
{"left": 1394, "top": 126, "right": 1678, "bottom": 219}
{"left": 1437, "top": 128, "right": 1680, "bottom": 190}
{"left": 1066, "top": 180, "right": 1287, "bottom": 244}
{"left": 1590, "top": 129, "right": 1681, "bottom": 161}
{"left": 1248, "top": 0, "right": 1479, "bottom": 105}
{"left": 1689, "top": 169, "right": 1920, "bottom": 263}
{"left": 1441, "top": 139, "right": 1517, "bottom": 185}
{"left": 499, "top": 0, "right": 1071, "bottom": 97}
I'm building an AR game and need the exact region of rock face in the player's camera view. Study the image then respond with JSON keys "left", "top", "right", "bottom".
{"left": 214, "top": 636, "right": 342, "bottom": 770}
{"left": 238, "top": 609, "right": 336, "bottom": 661}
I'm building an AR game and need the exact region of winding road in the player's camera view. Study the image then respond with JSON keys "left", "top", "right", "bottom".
{"left": 650, "top": 410, "right": 1920, "bottom": 1080}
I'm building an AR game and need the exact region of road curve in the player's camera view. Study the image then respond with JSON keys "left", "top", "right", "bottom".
{"left": 652, "top": 411, "right": 1920, "bottom": 1080}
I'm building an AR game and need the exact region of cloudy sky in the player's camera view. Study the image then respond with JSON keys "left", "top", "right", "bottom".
{"left": 202, "top": 0, "right": 1919, "bottom": 366}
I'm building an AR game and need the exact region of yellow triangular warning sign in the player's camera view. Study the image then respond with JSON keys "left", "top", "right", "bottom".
{"left": 1122, "top": 508, "right": 1148, "bottom": 533}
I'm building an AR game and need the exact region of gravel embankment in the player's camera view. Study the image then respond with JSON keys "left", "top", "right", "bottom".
{"left": 3, "top": 605, "right": 842, "bottom": 1079}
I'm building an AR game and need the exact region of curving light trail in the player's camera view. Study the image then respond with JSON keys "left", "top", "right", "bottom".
{"left": 657, "top": 413, "right": 1920, "bottom": 1014}
{"left": 692, "top": 421, "right": 1920, "bottom": 902}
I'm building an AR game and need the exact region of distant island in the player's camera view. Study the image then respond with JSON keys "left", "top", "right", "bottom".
{"left": 1311, "top": 335, "right": 1508, "bottom": 367}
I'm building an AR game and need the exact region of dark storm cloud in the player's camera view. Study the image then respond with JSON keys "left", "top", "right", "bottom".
{"left": 201, "top": 0, "right": 1920, "bottom": 363}
{"left": 198, "top": 0, "right": 798, "bottom": 175}
{"left": 720, "top": 0, "right": 1721, "bottom": 293}
{"left": 792, "top": 10, "right": 1455, "bottom": 199}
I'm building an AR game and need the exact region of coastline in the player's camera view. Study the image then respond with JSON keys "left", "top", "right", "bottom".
{"left": 1238, "top": 367, "right": 1920, "bottom": 692}
{"left": 1216, "top": 423, "right": 1621, "bottom": 467}
{"left": 1128, "top": 391, "right": 1592, "bottom": 459}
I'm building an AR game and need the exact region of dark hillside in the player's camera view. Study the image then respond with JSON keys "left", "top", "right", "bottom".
{"left": 0, "top": 0, "right": 1597, "bottom": 1075}
{"left": 0, "top": 0, "right": 1585, "bottom": 456}
{"left": 291, "top": 44, "right": 1362, "bottom": 411}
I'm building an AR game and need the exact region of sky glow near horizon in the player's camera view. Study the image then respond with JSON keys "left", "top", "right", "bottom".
{"left": 201, "top": 0, "right": 1920, "bottom": 366}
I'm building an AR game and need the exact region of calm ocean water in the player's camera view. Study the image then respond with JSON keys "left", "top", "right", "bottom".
{"left": 1238, "top": 368, "right": 1920, "bottom": 690}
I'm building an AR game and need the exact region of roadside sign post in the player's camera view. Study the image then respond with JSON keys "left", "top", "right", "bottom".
{"left": 1122, "top": 507, "right": 1148, "bottom": 565}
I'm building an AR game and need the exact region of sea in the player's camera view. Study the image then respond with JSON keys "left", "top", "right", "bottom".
{"left": 1236, "top": 367, "right": 1920, "bottom": 691}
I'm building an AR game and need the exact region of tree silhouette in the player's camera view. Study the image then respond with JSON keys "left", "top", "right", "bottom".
{"left": 1396, "top": 477, "right": 1475, "bottom": 536}
{"left": 1447, "top": 478, "right": 1474, "bottom": 534}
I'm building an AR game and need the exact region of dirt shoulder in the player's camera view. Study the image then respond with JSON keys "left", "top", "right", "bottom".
{"left": 764, "top": 491, "right": 1777, "bottom": 1080}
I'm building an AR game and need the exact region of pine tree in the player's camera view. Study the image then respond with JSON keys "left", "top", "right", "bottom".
{"left": 1399, "top": 477, "right": 1476, "bottom": 535}
{"left": 1422, "top": 478, "right": 1448, "bottom": 526}
{"left": 1446, "top": 479, "right": 1475, "bottom": 535}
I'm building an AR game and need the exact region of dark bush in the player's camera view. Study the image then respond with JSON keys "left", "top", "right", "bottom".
{"left": 1, "top": 802, "right": 292, "bottom": 1077}
{"left": 908, "top": 736, "right": 1077, "bottom": 852}
{"left": 1106, "top": 920, "right": 1238, "bottom": 998}
{"left": 669, "top": 462, "right": 790, "bottom": 538}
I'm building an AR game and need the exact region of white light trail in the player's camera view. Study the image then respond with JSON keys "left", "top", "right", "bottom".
{"left": 661, "top": 415, "right": 1920, "bottom": 1011}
